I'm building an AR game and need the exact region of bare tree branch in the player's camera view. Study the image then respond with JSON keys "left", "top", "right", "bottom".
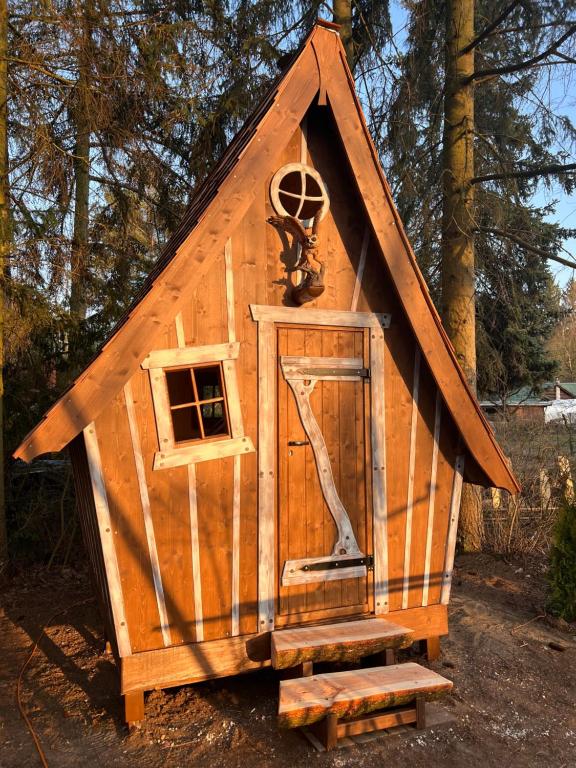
{"left": 88, "top": 174, "right": 161, "bottom": 209}
{"left": 461, "top": 1, "right": 523, "bottom": 55}
{"left": 554, "top": 50, "right": 576, "bottom": 65}
{"left": 470, "top": 162, "right": 576, "bottom": 185}
{"left": 488, "top": 20, "right": 575, "bottom": 36}
{"left": 476, "top": 226, "right": 576, "bottom": 269}
{"left": 466, "top": 25, "right": 576, "bottom": 82}
{"left": 6, "top": 56, "right": 75, "bottom": 86}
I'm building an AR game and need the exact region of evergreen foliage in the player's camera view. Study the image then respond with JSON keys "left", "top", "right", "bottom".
{"left": 382, "top": 0, "right": 574, "bottom": 398}
{"left": 548, "top": 498, "right": 576, "bottom": 622}
{"left": 6, "top": 0, "right": 299, "bottom": 450}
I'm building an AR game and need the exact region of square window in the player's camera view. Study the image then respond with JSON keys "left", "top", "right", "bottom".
{"left": 146, "top": 341, "right": 255, "bottom": 470}
{"left": 165, "top": 362, "right": 229, "bottom": 444}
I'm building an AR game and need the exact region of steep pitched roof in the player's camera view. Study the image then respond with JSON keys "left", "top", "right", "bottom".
{"left": 14, "top": 20, "right": 519, "bottom": 494}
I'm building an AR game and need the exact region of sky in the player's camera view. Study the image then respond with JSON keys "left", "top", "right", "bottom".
{"left": 387, "top": 1, "right": 576, "bottom": 290}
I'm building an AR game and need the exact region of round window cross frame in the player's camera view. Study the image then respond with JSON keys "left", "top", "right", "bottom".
{"left": 270, "top": 163, "right": 330, "bottom": 222}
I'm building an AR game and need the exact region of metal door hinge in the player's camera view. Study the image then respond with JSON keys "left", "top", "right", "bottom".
{"left": 300, "top": 555, "right": 374, "bottom": 572}
{"left": 300, "top": 366, "right": 370, "bottom": 378}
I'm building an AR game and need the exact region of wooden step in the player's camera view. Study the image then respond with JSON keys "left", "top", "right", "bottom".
{"left": 271, "top": 618, "right": 414, "bottom": 670}
{"left": 278, "top": 662, "right": 452, "bottom": 728}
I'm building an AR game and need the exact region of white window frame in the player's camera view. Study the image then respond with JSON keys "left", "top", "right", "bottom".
{"left": 142, "top": 341, "right": 255, "bottom": 470}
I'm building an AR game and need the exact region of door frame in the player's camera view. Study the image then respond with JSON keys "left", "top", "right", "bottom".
{"left": 250, "top": 305, "right": 391, "bottom": 632}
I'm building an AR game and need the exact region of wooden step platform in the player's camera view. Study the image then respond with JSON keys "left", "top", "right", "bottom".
{"left": 278, "top": 662, "right": 452, "bottom": 729}
{"left": 271, "top": 618, "right": 414, "bottom": 670}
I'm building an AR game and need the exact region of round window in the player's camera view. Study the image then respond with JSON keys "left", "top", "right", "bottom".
{"left": 270, "top": 163, "right": 330, "bottom": 221}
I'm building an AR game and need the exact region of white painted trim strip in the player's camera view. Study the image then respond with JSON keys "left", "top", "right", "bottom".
{"left": 231, "top": 455, "right": 241, "bottom": 636}
{"left": 351, "top": 226, "right": 370, "bottom": 312}
{"left": 84, "top": 423, "right": 132, "bottom": 657}
{"left": 402, "top": 347, "right": 421, "bottom": 610}
{"left": 225, "top": 237, "right": 242, "bottom": 638}
{"left": 441, "top": 455, "right": 466, "bottom": 605}
{"left": 124, "top": 381, "right": 172, "bottom": 646}
{"left": 250, "top": 304, "right": 390, "bottom": 328}
{"left": 188, "top": 463, "right": 204, "bottom": 642}
{"left": 224, "top": 238, "right": 236, "bottom": 344}
{"left": 148, "top": 368, "right": 174, "bottom": 447}
{"left": 371, "top": 323, "right": 389, "bottom": 613}
{"left": 257, "top": 321, "right": 276, "bottom": 631}
{"left": 142, "top": 341, "right": 239, "bottom": 369}
{"left": 295, "top": 118, "right": 310, "bottom": 282}
{"left": 421, "top": 389, "right": 442, "bottom": 607}
{"left": 174, "top": 310, "right": 204, "bottom": 641}
{"left": 174, "top": 312, "right": 186, "bottom": 348}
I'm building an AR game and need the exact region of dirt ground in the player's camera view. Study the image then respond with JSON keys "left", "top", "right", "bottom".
{"left": 1, "top": 553, "right": 575, "bottom": 768}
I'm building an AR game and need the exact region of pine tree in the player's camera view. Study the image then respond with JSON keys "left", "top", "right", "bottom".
{"left": 441, "top": 0, "right": 476, "bottom": 391}
{"left": 381, "top": 0, "right": 574, "bottom": 549}
{"left": 0, "top": 0, "right": 8, "bottom": 567}
{"left": 548, "top": 499, "right": 576, "bottom": 622}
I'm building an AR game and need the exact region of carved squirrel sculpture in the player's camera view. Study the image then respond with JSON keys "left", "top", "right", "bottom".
{"left": 267, "top": 211, "right": 325, "bottom": 305}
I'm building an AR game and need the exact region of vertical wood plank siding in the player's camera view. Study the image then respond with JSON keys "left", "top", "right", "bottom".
{"left": 402, "top": 347, "right": 421, "bottom": 609}
{"left": 84, "top": 423, "right": 132, "bottom": 657}
{"left": 421, "top": 389, "right": 442, "bottom": 606}
{"left": 441, "top": 455, "right": 466, "bottom": 604}
{"left": 187, "top": 463, "right": 204, "bottom": 641}
{"left": 69, "top": 435, "right": 117, "bottom": 655}
{"left": 124, "top": 381, "right": 172, "bottom": 646}
{"left": 175, "top": 309, "right": 204, "bottom": 643}
{"left": 350, "top": 227, "right": 369, "bottom": 312}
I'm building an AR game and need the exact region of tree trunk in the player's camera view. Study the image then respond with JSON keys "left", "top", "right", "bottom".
{"left": 333, "top": 0, "right": 354, "bottom": 69}
{"left": 441, "top": 0, "right": 482, "bottom": 552}
{"left": 0, "top": 0, "right": 9, "bottom": 567}
{"left": 69, "top": 8, "right": 91, "bottom": 320}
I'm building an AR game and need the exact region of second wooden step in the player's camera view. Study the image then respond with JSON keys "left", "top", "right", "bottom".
{"left": 278, "top": 661, "right": 453, "bottom": 728}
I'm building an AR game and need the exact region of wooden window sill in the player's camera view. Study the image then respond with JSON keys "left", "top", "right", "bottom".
{"left": 153, "top": 435, "right": 255, "bottom": 470}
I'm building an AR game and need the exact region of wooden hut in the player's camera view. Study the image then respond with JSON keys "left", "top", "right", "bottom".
{"left": 14, "top": 20, "right": 519, "bottom": 740}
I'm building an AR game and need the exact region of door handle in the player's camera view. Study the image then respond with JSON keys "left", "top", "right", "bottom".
{"left": 288, "top": 440, "right": 310, "bottom": 446}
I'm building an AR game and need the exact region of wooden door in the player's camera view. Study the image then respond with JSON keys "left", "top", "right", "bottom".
{"left": 276, "top": 325, "right": 372, "bottom": 626}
